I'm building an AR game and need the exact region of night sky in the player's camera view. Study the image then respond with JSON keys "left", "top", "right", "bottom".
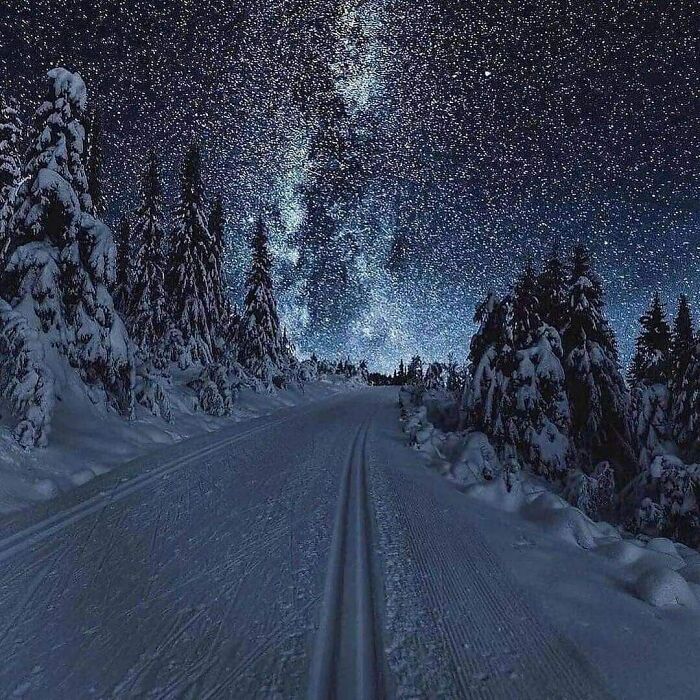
{"left": 2, "top": 0, "right": 698, "bottom": 370}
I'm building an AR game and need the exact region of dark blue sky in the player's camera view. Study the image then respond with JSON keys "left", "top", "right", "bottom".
{"left": 2, "top": 0, "right": 698, "bottom": 369}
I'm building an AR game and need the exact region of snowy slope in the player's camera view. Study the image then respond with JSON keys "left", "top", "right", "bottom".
{"left": 0, "top": 377, "right": 356, "bottom": 514}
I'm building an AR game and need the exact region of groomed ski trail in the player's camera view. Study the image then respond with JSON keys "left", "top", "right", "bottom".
{"left": 307, "top": 416, "right": 385, "bottom": 700}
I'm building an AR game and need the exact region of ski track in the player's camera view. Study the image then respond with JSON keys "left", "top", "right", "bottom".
{"left": 374, "top": 403, "right": 613, "bottom": 699}
{"left": 307, "top": 415, "right": 385, "bottom": 700}
{"left": 0, "top": 389, "right": 618, "bottom": 699}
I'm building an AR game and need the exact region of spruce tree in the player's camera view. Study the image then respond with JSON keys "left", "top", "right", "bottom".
{"left": 129, "top": 151, "right": 167, "bottom": 356}
{"left": 209, "top": 194, "right": 227, "bottom": 322}
{"left": 511, "top": 257, "right": 541, "bottom": 348}
{"left": 562, "top": 244, "right": 633, "bottom": 480}
{"left": 166, "top": 142, "right": 217, "bottom": 366}
{"left": 407, "top": 355, "right": 424, "bottom": 384}
{"left": 669, "top": 294, "right": 694, "bottom": 398}
{"left": 673, "top": 339, "right": 700, "bottom": 458}
{"left": 464, "top": 292, "right": 515, "bottom": 447}
{"left": 85, "top": 107, "right": 105, "bottom": 217}
{"left": 113, "top": 215, "right": 131, "bottom": 313}
{"left": 237, "top": 217, "right": 290, "bottom": 383}
{"left": 630, "top": 291, "right": 672, "bottom": 384}
{"left": 537, "top": 244, "right": 568, "bottom": 332}
{"left": 0, "top": 94, "right": 22, "bottom": 274}
{"left": 629, "top": 292, "right": 673, "bottom": 469}
{"left": 1, "top": 68, "right": 133, "bottom": 444}
{"left": 563, "top": 243, "right": 618, "bottom": 359}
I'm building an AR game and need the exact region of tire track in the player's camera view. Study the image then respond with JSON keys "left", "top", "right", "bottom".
{"left": 307, "top": 418, "right": 384, "bottom": 700}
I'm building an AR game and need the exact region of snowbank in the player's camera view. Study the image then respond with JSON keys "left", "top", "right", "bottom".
{"left": 400, "top": 396, "right": 700, "bottom": 613}
{"left": 0, "top": 376, "right": 360, "bottom": 514}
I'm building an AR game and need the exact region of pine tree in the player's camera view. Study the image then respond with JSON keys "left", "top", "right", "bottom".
{"left": 669, "top": 294, "right": 694, "bottom": 399}
{"left": 629, "top": 292, "right": 673, "bottom": 470}
{"left": 511, "top": 324, "right": 572, "bottom": 478}
{"left": 407, "top": 355, "right": 424, "bottom": 384}
{"left": 629, "top": 291, "right": 672, "bottom": 384}
{"left": 1, "top": 68, "right": 133, "bottom": 444}
{"left": 209, "top": 194, "right": 227, "bottom": 321}
{"left": 424, "top": 361, "right": 445, "bottom": 390}
{"left": 85, "top": 107, "right": 105, "bottom": 217}
{"left": 209, "top": 193, "right": 239, "bottom": 358}
{"left": 673, "top": 339, "right": 700, "bottom": 458}
{"left": 129, "top": 151, "right": 167, "bottom": 356}
{"left": 537, "top": 244, "right": 568, "bottom": 332}
{"left": 562, "top": 244, "right": 633, "bottom": 481}
{"left": 113, "top": 215, "right": 131, "bottom": 313}
{"left": 237, "top": 217, "right": 291, "bottom": 383}
{"left": 166, "top": 142, "right": 217, "bottom": 366}
{"left": 463, "top": 292, "right": 516, "bottom": 449}
{"left": 511, "top": 257, "right": 541, "bottom": 347}
{"left": 563, "top": 243, "right": 618, "bottom": 359}
{"left": 0, "top": 94, "right": 22, "bottom": 274}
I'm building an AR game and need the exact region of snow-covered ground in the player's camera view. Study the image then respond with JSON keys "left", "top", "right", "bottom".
{"left": 401, "top": 401, "right": 700, "bottom": 698}
{"left": 0, "top": 388, "right": 697, "bottom": 698}
{"left": 0, "top": 375, "right": 357, "bottom": 514}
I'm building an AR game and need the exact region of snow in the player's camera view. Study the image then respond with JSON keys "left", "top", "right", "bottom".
{"left": 634, "top": 567, "right": 698, "bottom": 609}
{"left": 0, "top": 376, "right": 361, "bottom": 514}
{"left": 0, "top": 388, "right": 698, "bottom": 697}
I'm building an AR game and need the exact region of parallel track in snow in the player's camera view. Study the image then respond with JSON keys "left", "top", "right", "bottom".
{"left": 307, "top": 417, "right": 384, "bottom": 700}
{"left": 0, "top": 406, "right": 328, "bottom": 565}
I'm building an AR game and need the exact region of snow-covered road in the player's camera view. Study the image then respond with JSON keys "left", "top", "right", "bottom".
{"left": 0, "top": 388, "right": 615, "bottom": 698}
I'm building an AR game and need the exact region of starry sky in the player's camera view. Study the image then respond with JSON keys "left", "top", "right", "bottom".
{"left": 2, "top": 0, "right": 698, "bottom": 370}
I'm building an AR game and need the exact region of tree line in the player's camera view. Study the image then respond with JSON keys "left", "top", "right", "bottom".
{"left": 399, "top": 245, "right": 700, "bottom": 545}
{"left": 0, "top": 69, "right": 295, "bottom": 447}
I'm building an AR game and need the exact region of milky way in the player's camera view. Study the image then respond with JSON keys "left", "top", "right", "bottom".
{"left": 2, "top": 0, "right": 698, "bottom": 370}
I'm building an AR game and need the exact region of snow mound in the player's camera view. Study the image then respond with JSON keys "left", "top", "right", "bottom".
{"left": 33, "top": 478, "right": 58, "bottom": 500}
{"left": 679, "top": 563, "right": 700, "bottom": 585}
{"left": 634, "top": 567, "right": 698, "bottom": 609}
{"left": 523, "top": 495, "right": 598, "bottom": 550}
{"left": 464, "top": 478, "right": 526, "bottom": 513}
{"left": 596, "top": 540, "right": 685, "bottom": 572}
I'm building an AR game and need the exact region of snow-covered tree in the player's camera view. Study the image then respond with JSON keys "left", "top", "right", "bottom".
{"left": 209, "top": 194, "right": 227, "bottom": 322}
{"left": 0, "top": 68, "right": 134, "bottom": 445}
{"left": 511, "top": 256, "right": 541, "bottom": 347}
{"left": 562, "top": 244, "right": 633, "bottom": 481}
{"left": 511, "top": 324, "right": 572, "bottom": 478}
{"left": 670, "top": 294, "right": 695, "bottom": 402}
{"left": 0, "top": 94, "right": 23, "bottom": 272}
{"left": 129, "top": 151, "right": 167, "bottom": 357}
{"left": 165, "top": 142, "right": 217, "bottom": 366}
{"left": 673, "top": 339, "right": 700, "bottom": 458}
{"left": 424, "top": 361, "right": 446, "bottom": 390}
{"left": 237, "top": 217, "right": 291, "bottom": 383}
{"left": 406, "top": 355, "right": 424, "bottom": 385}
{"left": 463, "top": 292, "right": 515, "bottom": 448}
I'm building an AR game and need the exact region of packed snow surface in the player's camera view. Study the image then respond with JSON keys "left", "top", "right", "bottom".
{"left": 0, "top": 389, "right": 697, "bottom": 698}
